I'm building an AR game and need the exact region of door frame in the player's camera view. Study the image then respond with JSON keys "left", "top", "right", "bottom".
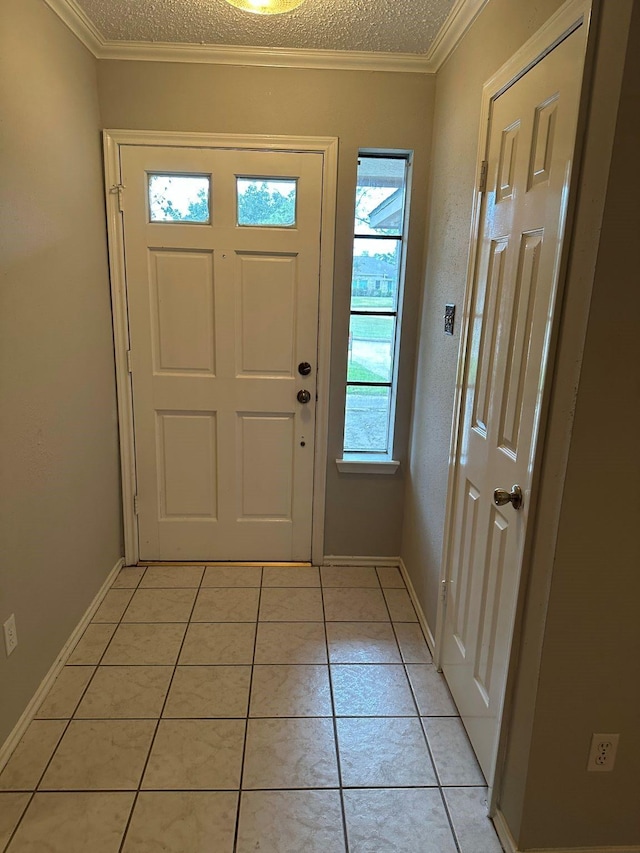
{"left": 434, "top": 0, "right": 591, "bottom": 793}
{"left": 103, "top": 130, "right": 338, "bottom": 566}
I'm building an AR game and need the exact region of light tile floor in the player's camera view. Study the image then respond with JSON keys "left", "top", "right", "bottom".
{"left": 0, "top": 564, "right": 503, "bottom": 853}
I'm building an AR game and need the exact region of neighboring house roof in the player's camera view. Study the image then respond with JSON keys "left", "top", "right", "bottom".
{"left": 353, "top": 254, "right": 396, "bottom": 277}
{"left": 368, "top": 188, "right": 404, "bottom": 230}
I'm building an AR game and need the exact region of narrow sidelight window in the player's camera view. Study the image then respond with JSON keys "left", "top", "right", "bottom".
{"left": 343, "top": 154, "right": 410, "bottom": 456}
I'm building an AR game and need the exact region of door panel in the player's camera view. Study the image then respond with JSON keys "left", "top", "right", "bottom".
{"left": 441, "top": 26, "right": 586, "bottom": 783}
{"left": 121, "top": 146, "right": 323, "bottom": 561}
{"left": 150, "top": 250, "right": 216, "bottom": 375}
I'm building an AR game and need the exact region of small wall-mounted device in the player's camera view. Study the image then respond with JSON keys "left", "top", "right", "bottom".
{"left": 444, "top": 304, "right": 455, "bottom": 335}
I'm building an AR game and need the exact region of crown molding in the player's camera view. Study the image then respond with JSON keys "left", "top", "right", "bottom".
{"left": 41, "top": 0, "right": 487, "bottom": 74}
{"left": 424, "top": 0, "right": 489, "bottom": 69}
{"left": 98, "top": 40, "right": 434, "bottom": 73}
{"left": 42, "top": 0, "right": 103, "bottom": 54}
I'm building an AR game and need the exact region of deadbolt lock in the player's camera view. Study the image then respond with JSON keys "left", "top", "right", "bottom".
{"left": 298, "top": 362, "right": 312, "bottom": 376}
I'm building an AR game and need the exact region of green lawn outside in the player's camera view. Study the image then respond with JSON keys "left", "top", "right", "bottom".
{"left": 351, "top": 296, "right": 395, "bottom": 310}
{"left": 350, "top": 314, "right": 395, "bottom": 342}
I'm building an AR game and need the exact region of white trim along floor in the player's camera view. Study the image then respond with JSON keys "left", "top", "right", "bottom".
{"left": 0, "top": 562, "right": 502, "bottom": 852}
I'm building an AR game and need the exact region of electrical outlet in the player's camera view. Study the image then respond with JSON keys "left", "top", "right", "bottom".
{"left": 3, "top": 614, "right": 18, "bottom": 657}
{"left": 587, "top": 733, "right": 619, "bottom": 772}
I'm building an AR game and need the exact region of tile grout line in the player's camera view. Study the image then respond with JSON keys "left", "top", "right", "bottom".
{"left": 376, "top": 565, "right": 463, "bottom": 853}
{"left": 2, "top": 567, "right": 148, "bottom": 851}
{"left": 116, "top": 564, "right": 206, "bottom": 853}
{"left": 231, "top": 566, "right": 263, "bottom": 853}
{"left": 320, "top": 567, "right": 351, "bottom": 853}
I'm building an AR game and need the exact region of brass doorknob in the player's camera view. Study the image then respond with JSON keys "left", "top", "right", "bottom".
{"left": 493, "top": 485, "right": 523, "bottom": 510}
{"left": 297, "top": 389, "right": 311, "bottom": 404}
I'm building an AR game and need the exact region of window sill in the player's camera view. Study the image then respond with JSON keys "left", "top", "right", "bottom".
{"left": 336, "top": 455, "right": 400, "bottom": 475}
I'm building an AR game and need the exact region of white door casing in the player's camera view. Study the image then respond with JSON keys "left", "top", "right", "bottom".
{"left": 104, "top": 133, "right": 338, "bottom": 565}
{"left": 438, "top": 11, "right": 588, "bottom": 787}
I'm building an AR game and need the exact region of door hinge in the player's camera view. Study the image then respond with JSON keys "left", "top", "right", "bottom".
{"left": 479, "top": 160, "right": 489, "bottom": 193}
{"left": 126, "top": 349, "right": 132, "bottom": 374}
{"left": 133, "top": 494, "right": 139, "bottom": 515}
{"left": 441, "top": 578, "right": 448, "bottom": 604}
{"left": 110, "top": 183, "right": 126, "bottom": 213}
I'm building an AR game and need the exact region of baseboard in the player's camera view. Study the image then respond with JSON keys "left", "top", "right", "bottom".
{"left": 492, "top": 809, "right": 640, "bottom": 853}
{"left": 398, "top": 557, "right": 436, "bottom": 655}
{"left": 322, "top": 555, "right": 401, "bottom": 567}
{"left": 493, "top": 809, "right": 519, "bottom": 853}
{"left": 0, "top": 556, "right": 124, "bottom": 773}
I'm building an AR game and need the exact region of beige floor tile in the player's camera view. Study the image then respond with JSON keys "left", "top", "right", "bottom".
{"left": 375, "top": 567, "right": 405, "bottom": 588}
{"left": 6, "top": 792, "right": 134, "bottom": 853}
{"left": 320, "top": 566, "right": 379, "bottom": 588}
{"left": 243, "top": 718, "right": 339, "bottom": 789}
{"left": 0, "top": 721, "right": 66, "bottom": 791}
{"left": 202, "top": 566, "right": 262, "bottom": 587}
{"left": 122, "top": 791, "right": 238, "bottom": 853}
{"left": 74, "top": 666, "right": 172, "bottom": 719}
{"left": 254, "top": 622, "right": 327, "bottom": 664}
{"left": 331, "top": 665, "right": 416, "bottom": 716}
{"left": 262, "top": 566, "right": 320, "bottom": 587}
{"left": 0, "top": 793, "right": 30, "bottom": 848}
{"left": 112, "top": 567, "right": 146, "bottom": 589}
{"left": 326, "top": 622, "right": 400, "bottom": 664}
{"left": 179, "top": 622, "right": 256, "bottom": 665}
{"left": 422, "top": 718, "right": 486, "bottom": 785}
{"left": 406, "top": 665, "right": 458, "bottom": 715}
{"left": 323, "top": 588, "right": 389, "bottom": 622}
{"left": 236, "top": 790, "right": 346, "bottom": 853}
{"left": 192, "top": 588, "right": 259, "bottom": 622}
{"left": 343, "top": 788, "right": 457, "bottom": 853}
{"left": 393, "top": 623, "right": 433, "bottom": 664}
{"left": 383, "top": 588, "right": 418, "bottom": 621}
{"left": 122, "top": 588, "right": 197, "bottom": 623}
{"left": 336, "top": 717, "right": 437, "bottom": 787}
{"left": 258, "top": 588, "right": 324, "bottom": 622}
{"left": 35, "top": 667, "right": 95, "bottom": 719}
{"left": 139, "top": 565, "right": 204, "bottom": 588}
{"left": 67, "top": 624, "right": 116, "bottom": 665}
{"left": 142, "top": 719, "right": 245, "bottom": 790}
{"left": 92, "top": 589, "right": 134, "bottom": 623}
{"left": 101, "top": 623, "right": 186, "bottom": 665}
{"left": 443, "top": 787, "right": 503, "bottom": 853}
{"left": 250, "top": 665, "right": 332, "bottom": 717}
{"left": 163, "top": 665, "right": 251, "bottom": 718}
{"left": 40, "top": 720, "right": 155, "bottom": 790}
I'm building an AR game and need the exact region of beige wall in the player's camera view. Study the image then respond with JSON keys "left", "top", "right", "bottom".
{"left": 0, "top": 1, "right": 122, "bottom": 742}
{"left": 401, "top": 0, "right": 566, "bottom": 628}
{"left": 97, "top": 61, "right": 435, "bottom": 558}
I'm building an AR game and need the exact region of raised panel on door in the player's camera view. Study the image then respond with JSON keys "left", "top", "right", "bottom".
{"left": 237, "top": 414, "right": 294, "bottom": 519}
{"left": 157, "top": 412, "right": 218, "bottom": 519}
{"left": 235, "top": 253, "right": 297, "bottom": 377}
{"left": 150, "top": 250, "right": 216, "bottom": 376}
{"left": 450, "top": 481, "right": 481, "bottom": 660}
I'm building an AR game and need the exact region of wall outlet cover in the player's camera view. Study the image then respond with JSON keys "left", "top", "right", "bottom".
{"left": 587, "top": 733, "right": 620, "bottom": 771}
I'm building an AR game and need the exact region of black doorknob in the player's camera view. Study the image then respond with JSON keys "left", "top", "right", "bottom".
{"left": 298, "top": 362, "right": 312, "bottom": 376}
{"left": 297, "top": 389, "right": 312, "bottom": 404}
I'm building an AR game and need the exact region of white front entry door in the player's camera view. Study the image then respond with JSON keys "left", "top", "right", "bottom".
{"left": 120, "top": 145, "right": 324, "bottom": 562}
{"left": 440, "top": 24, "right": 586, "bottom": 783}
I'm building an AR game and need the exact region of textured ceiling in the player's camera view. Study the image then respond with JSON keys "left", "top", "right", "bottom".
{"left": 73, "top": 0, "right": 458, "bottom": 55}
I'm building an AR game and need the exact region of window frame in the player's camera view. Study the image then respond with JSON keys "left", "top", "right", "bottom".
{"left": 338, "top": 150, "right": 413, "bottom": 473}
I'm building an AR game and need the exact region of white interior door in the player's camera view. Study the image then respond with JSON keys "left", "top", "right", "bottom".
{"left": 441, "top": 25, "right": 586, "bottom": 783}
{"left": 120, "top": 145, "right": 323, "bottom": 562}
